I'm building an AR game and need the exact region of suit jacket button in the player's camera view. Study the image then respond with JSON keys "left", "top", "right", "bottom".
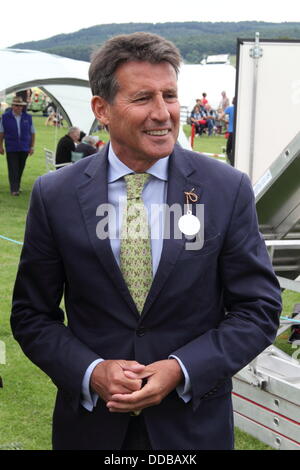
{"left": 136, "top": 327, "right": 146, "bottom": 337}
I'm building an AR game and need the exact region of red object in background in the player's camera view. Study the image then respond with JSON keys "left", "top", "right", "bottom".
{"left": 225, "top": 132, "right": 229, "bottom": 139}
{"left": 190, "top": 123, "right": 195, "bottom": 148}
{"left": 96, "top": 140, "right": 105, "bottom": 149}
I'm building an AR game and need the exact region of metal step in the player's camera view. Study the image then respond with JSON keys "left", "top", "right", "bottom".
{"left": 233, "top": 346, "right": 300, "bottom": 449}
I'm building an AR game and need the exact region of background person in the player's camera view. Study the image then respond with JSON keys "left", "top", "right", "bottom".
{"left": 200, "top": 92, "right": 208, "bottom": 107}
{"left": 76, "top": 135, "right": 98, "bottom": 157}
{"left": 45, "top": 111, "right": 63, "bottom": 127}
{"left": 0, "top": 96, "right": 35, "bottom": 195}
{"left": 16, "top": 89, "right": 32, "bottom": 111}
{"left": 11, "top": 32, "right": 281, "bottom": 451}
{"left": 223, "top": 97, "right": 235, "bottom": 166}
{"left": 55, "top": 126, "right": 80, "bottom": 165}
{"left": 190, "top": 105, "right": 203, "bottom": 135}
{"left": 219, "top": 91, "right": 230, "bottom": 112}
{"left": 203, "top": 104, "right": 216, "bottom": 136}
{"left": 215, "top": 107, "right": 225, "bottom": 134}
{"left": 79, "top": 131, "right": 86, "bottom": 142}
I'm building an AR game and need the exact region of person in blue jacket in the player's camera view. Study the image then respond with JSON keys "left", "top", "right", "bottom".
{"left": 0, "top": 96, "right": 35, "bottom": 195}
{"left": 224, "top": 97, "right": 235, "bottom": 166}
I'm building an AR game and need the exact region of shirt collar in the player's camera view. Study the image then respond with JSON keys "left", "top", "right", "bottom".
{"left": 108, "top": 143, "right": 169, "bottom": 183}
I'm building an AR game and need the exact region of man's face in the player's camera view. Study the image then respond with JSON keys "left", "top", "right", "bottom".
{"left": 92, "top": 61, "right": 180, "bottom": 170}
{"left": 70, "top": 129, "right": 80, "bottom": 142}
{"left": 12, "top": 104, "right": 23, "bottom": 116}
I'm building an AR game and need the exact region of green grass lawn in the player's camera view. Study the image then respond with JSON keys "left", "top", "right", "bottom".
{"left": 0, "top": 115, "right": 299, "bottom": 450}
{"left": 182, "top": 124, "right": 227, "bottom": 156}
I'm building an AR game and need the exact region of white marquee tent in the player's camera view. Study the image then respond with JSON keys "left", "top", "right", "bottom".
{"left": 0, "top": 48, "right": 236, "bottom": 136}
{"left": 0, "top": 48, "right": 94, "bottom": 133}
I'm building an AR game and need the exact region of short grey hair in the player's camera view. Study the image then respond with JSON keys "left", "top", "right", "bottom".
{"left": 89, "top": 32, "right": 182, "bottom": 103}
{"left": 83, "top": 135, "right": 97, "bottom": 146}
{"left": 68, "top": 126, "right": 80, "bottom": 135}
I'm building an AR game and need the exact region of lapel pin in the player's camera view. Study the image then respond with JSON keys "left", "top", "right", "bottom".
{"left": 178, "top": 189, "right": 201, "bottom": 236}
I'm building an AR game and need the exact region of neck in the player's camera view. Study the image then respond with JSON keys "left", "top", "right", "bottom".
{"left": 120, "top": 158, "right": 159, "bottom": 173}
{"left": 111, "top": 145, "right": 167, "bottom": 173}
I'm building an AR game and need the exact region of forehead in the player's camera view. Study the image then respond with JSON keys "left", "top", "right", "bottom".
{"left": 115, "top": 61, "right": 177, "bottom": 93}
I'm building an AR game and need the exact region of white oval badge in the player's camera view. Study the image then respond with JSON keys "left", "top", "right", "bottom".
{"left": 178, "top": 211, "right": 201, "bottom": 236}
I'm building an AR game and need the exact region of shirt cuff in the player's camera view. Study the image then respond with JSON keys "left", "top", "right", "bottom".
{"left": 169, "top": 355, "right": 192, "bottom": 403}
{"left": 81, "top": 358, "right": 104, "bottom": 411}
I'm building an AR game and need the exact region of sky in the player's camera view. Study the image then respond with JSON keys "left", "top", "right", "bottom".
{"left": 1, "top": 0, "right": 300, "bottom": 49}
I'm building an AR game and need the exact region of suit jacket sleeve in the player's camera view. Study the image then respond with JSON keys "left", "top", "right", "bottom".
{"left": 11, "top": 177, "right": 100, "bottom": 411}
{"left": 172, "top": 173, "right": 282, "bottom": 409}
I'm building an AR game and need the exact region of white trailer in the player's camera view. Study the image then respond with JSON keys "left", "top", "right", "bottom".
{"left": 233, "top": 35, "right": 300, "bottom": 450}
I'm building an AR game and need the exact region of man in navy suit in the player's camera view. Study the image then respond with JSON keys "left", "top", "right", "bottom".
{"left": 11, "top": 33, "right": 281, "bottom": 450}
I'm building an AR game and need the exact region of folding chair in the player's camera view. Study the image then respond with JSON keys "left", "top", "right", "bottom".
{"left": 44, "top": 148, "right": 72, "bottom": 172}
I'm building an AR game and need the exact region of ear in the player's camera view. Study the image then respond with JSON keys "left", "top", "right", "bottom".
{"left": 91, "top": 96, "right": 110, "bottom": 126}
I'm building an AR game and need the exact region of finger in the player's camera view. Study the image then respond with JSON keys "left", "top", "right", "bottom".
{"left": 123, "top": 370, "right": 142, "bottom": 379}
{"left": 107, "top": 398, "right": 149, "bottom": 413}
{"left": 124, "top": 378, "right": 143, "bottom": 392}
{"left": 107, "top": 382, "right": 153, "bottom": 410}
{"left": 109, "top": 390, "right": 144, "bottom": 402}
{"left": 120, "top": 362, "right": 146, "bottom": 372}
{"left": 107, "top": 400, "right": 145, "bottom": 413}
{"left": 111, "top": 377, "right": 142, "bottom": 393}
{"left": 115, "top": 378, "right": 143, "bottom": 393}
{"left": 123, "top": 369, "right": 155, "bottom": 380}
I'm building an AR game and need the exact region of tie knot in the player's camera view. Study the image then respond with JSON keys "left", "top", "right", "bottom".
{"left": 124, "top": 173, "right": 150, "bottom": 200}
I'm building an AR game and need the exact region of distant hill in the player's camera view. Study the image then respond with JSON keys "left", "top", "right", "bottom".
{"left": 11, "top": 21, "right": 300, "bottom": 63}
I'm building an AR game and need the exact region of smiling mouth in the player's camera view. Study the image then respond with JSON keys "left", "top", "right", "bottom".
{"left": 145, "top": 129, "right": 169, "bottom": 136}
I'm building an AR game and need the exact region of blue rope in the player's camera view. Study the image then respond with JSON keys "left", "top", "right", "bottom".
{"left": 0, "top": 235, "right": 23, "bottom": 246}
{"left": 280, "top": 316, "right": 300, "bottom": 324}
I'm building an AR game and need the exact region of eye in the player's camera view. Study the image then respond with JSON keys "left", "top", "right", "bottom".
{"left": 133, "top": 95, "right": 149, "bottom": 103}
{"left": 164, "top": 93, "right": 178, "bottom": 102}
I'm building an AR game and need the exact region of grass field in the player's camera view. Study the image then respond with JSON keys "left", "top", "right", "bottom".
{"left": 0, "top": 114, "right": 299, "bottom": 450}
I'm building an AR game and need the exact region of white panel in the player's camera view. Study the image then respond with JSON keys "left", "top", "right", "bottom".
{"left": 235, "top": 41, "right": 300, "bottom": 184}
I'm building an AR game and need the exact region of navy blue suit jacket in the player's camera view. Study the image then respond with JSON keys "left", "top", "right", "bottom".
{"left": 11, "top": 144, "right": 281, "bottom": 450}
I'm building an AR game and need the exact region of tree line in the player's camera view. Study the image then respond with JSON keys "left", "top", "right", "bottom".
{"left": 11, "top": 21, "right": 300, "bottom": 63}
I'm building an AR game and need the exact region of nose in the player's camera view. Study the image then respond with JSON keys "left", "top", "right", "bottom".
{"left": 150, "top": 94, "right": 170, "bottom": 122}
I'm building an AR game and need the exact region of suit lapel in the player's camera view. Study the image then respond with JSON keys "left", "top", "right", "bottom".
{"left": 142, "top": 145, "right": 204, "bottom": 317}
{"left": 76, "top": 146, "right": 139, "bottom": 317}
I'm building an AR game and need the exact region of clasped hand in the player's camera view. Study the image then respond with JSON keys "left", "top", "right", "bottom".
{"left": 90, "top": 359, "right": 183, "bottom": 413}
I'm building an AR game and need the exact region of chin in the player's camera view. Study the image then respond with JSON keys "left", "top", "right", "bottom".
{"left": 145, "top": 151, "right": 171, "bottom": 162}
{"left": 146, "top": 142, "right": 175, "bottom": 159}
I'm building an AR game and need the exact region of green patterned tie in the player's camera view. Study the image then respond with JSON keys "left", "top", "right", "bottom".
{"left": 120, "top": 173, "right": 152, "bottom": 314}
